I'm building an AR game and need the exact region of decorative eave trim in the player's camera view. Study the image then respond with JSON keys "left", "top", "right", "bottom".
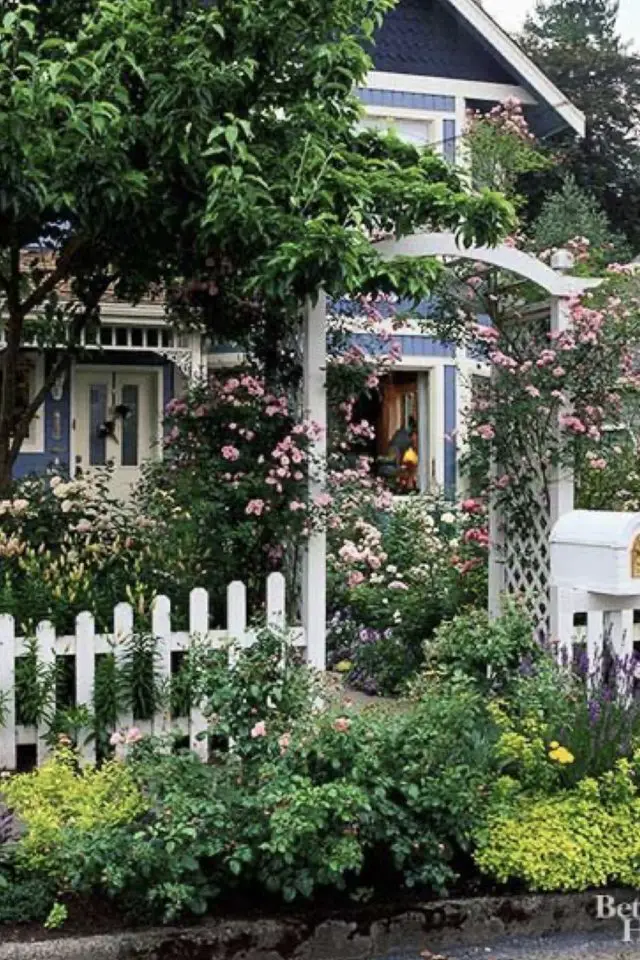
{"left": 441, "top": 0, "right": 585, "bottom": 137}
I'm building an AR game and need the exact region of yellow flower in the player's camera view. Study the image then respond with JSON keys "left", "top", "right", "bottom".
{"left": 335, "top": 660, "right": 353, "bottom": 674}
{"left": 549, "top": 741, "right": 559, "bottom": 749}
{"left": 549, "top": 745, "right": 574, "bottom": 765}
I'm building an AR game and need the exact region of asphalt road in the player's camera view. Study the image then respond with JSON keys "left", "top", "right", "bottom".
{"left": 381, "top": 929, "right": 639, "bottom": 960}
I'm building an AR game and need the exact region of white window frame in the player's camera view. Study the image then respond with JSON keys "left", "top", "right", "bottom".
{"left": 15, "top": 353, "right": 45, "bottom": 455}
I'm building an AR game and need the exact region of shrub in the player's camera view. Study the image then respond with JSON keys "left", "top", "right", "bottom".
{"left": 3, "top": 745, "right": 146, "bottom": 874}
{"left": 420, "top": 603, "right": 542, "bottom": 695}
{"left": 475, "top": 761, "right": 640, "bottom": 891}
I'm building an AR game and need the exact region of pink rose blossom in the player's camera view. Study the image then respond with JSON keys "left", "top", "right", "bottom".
{"left": 476, "top": 424, "right": 495, "bottom": 441}
{"left": 109, "top": 731, "right": 124, "bottom": 746}
{"left": 246, "top": 499, "right": 265, "bottom": 516}
{"left": 251, "top": 721, "right": 267, "bottom": 739}
{"left": 348, "top": 571, "right": 365, "bottom": 588}
{"left": 125, "top": 726, "right": 143, "bottom": 744}
{"left": 221, "top": 445, "right": 240, "bottom": 461}
{"left": 278, "top": 732, "right": 291, "bottom": 754}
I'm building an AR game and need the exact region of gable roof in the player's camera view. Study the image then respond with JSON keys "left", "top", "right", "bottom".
{"left": 372, "top": 0, "right": 585, "bottom": 137}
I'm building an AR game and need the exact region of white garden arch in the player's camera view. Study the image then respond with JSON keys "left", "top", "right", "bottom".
{"left": 302, "top": 233, "right": 599, "bottom": 667}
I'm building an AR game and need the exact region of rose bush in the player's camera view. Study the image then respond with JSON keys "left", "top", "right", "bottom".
{"left": 327, "top": 495, "right": 489, "bottom": 693}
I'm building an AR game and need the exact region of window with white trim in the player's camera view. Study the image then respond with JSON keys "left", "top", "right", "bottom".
{"left": 0, "top": 353, "right": 45, "bottom": 453}
{"left": 358, "top": 115, "right": 435, "bottom": 148}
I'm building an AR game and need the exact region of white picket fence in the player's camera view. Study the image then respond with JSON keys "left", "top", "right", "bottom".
{"left": 0, "top": 573, "right": 305, "bottom": 771}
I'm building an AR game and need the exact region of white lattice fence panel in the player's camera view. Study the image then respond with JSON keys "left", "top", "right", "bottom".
{"left": 502, "top": 501, "right": 551, "bottom": 633}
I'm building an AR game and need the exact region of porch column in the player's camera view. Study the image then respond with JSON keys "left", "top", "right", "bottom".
{"left": 417, "top": 372, "right": 430, "bottom": 494}
{"left": 302, "top": 293, "right": 327, "bottom": 670}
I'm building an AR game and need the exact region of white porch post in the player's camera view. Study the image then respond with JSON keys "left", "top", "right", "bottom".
{"left": 417, "top": 372, "right": 430, "bottom": 494}
{"left": 302, "top": 293, "right": 327, "bottom": 670}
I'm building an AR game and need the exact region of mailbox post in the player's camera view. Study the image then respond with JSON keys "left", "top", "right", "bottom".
{"left": 550, "top": 510, "right": 640, "bottom": 672}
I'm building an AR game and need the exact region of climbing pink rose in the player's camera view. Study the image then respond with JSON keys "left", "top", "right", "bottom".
{"left": 125, "top": 726, "right": 143, "bottom": 744}
{"left": 251, "top": 721, "right": 267, "bottom": 738}
{"left": 221, "top": 445, "right": 240, "bottom": 461}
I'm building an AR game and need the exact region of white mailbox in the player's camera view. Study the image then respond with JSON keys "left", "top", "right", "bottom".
{"left": 551, "top": 510, "right": 640, "bottom": 596}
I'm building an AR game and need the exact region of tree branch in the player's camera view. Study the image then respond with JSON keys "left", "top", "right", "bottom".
{"left": 9, "top": 278, "right": 113, "bottom": 463}
{"left": 19, "top": 235, "right": 85, "bottom": 320}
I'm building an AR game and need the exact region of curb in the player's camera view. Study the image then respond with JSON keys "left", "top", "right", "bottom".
{"left": 0, "top": 890, "right": 630, "bottom": 960}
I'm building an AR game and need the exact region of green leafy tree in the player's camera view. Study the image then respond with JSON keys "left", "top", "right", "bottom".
{"left": 530, "top": 174, "right": 631, "bottom": 267}
{"left": 520, "top": 0, "right": 640, "bottom": 252}
{"left": 0, "top": 0, "right": 514, "bottom": 491}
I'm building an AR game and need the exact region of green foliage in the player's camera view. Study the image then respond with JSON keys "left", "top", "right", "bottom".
{"left": 0, "top": 0, "right": 514, "bottom": 481}
{"left": 174, "top": 626, "right": 319, "bottom": 755}
{"left": 475, "top": 761, "right": 640, "bottom": 890}
{"left": 530, "top": 174, "right": 630, "bottom": 266}
{"left": 0, "top": 871, "right": 56, "bottom": 926}
{"left": 4, "top": 745, "right": 147, "bottom": 874}
{"left": 421, "top": 603, "right": 540, "bottom": 695}
{"left": 464, "top": 99, "right": 551, "bottom": 202}
{"left": 521, "top": 0, "right": 640, "bottom": 252}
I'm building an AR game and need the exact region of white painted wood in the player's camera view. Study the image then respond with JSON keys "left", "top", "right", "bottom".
{"left": 302, "top": 293, "right": 327, "bottom": 671}
{"left": 188, "top": 588, "right": 209, "bottom": 760}
{"left": 551, "top": 510, "right": 640, "bottom": 596}
{"left": 75, "top": 611, "right": 96, "bottom": 766}
{"left": 586, "top": 609, "right": 604, "bottom": 686}
{"left": 417, "top": 371, "right": 430, "bottom": 494}
{"left": 266, "top": 573, "right": 286, "bottom": 632}
{"left": 0, "top": 575, "right": 306, "bottom": 768}
{"left": 430, "top": 364, "right": 445, "bottom": 488}
{"left": 36, "top": 621, "right": 56, "bottom": 766}
{"left": 365, "top": 71, "right": 537, "bottom": 104}
{"left": 0, "top": 615, "right": 16, "bottom": 771}
{"left": 113, "top": 602, "right": 134, "bottom": 732}
{"left": 377, "top": 234, "right": 598, "bottom": 298}
{"left": 550, "top": 586, "right": 576, "bottom": 662}
{"left": 152, "top": 595, "right": 171, "bottom": 736}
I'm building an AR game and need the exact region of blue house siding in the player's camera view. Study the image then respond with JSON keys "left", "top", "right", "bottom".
{"left": 358, "top": 89, "right": 455, "bottom": 112}
{"left": 350, "top": 333, "right": 455, "bottom": 359}
{"left": 14, "top": 360, "right": 71, "bottom": 479}
{"left": 442, "top": 118, "right": 456, "bottom": 164}
{"left": 444, "top": 365, "right": 457, "bottom": 495}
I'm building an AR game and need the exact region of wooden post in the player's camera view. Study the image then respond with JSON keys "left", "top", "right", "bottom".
{"left": 114, "top": 602, "right": 134, "bottom": 734}
{"left": 75, "top": 611, "right": 96, "bottom": 765}
{"left": 36, "top": 621, "right": 56, "bottom": 765}
{"left": 152, "top": 595, "right": 171, "bottom": 736}
{"left": 188, "top": 588, "right": 209, "bottom": 760}
{"left": 302, "top": 293, "right": 327, "bottom": 670}
{"left": 417, "top": 371, "right": 430, "bottom": 494}
{"left": 548, "top": 294, "right": 575, "bottom": 643}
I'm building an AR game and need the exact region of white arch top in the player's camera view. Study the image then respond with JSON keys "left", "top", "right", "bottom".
{"left": 376, "top": 232, "right": 600, "bottom": 298}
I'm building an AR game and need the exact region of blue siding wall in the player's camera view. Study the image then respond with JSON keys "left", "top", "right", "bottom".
{"left": 442, "top": 118, "right": 456, "bottom": 163}
{"left": 13, "top": 369, "right": 71, "bottom": 479}
{"left": 358, "top": 89, "right": 455, "bottom": 112}
{"left": 444, "top": 365, "right": 457, "bottom": 496}
{"left": 350, "top": 333, "right": 455, "bottom": 359}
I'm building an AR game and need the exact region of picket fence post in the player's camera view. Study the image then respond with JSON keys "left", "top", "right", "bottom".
{"left": 152, "top": 595, "right": 171, "bottom": 736}
{"left": 188, "top": 587, "right": 209, "bottom": 760}
{"left": 75, "top": 611, "right": 96, "bottom": 766}
{"left": 114, "top": 602, "right": 134, "bottom": 733}
{"left": 0, "top": 615, "right": 16, "bottom": 771}
{"left": 266, "top": 572, "right": 286, "bottom": 632}
{"left": 227, "top": 581, "right": 247, "bottom": 667}
{"left": 36, "top": 621, "right": 56, "bottom": 766}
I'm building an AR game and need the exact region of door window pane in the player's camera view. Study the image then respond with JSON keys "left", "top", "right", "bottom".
{"left": 89, "top": 384, "right": 108, "bottom": 466}
{"left": 120, "top": 384, "right": 139, "bottom": 466}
